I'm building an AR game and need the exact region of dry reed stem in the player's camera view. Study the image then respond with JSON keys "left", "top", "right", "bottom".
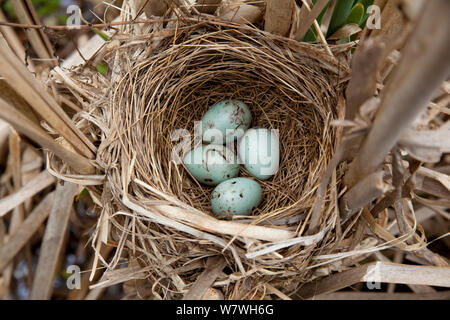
{"left": 0, "top": 170, "right": 55, "bottom": 217}
{"left": 194, "top": 0, "right": 222, "bottom": 15}
{"left": 0, "top": 79, "right": 41, "bottom": 127}
{"left": 30, "top": 182, "right": 77, "bottom": 299}
{"left": 375, "top": 251, "right": 433, "bottom": 294}
{"left": 1, "top": 130, "right": 26, "bottom": 292}
{"left": 0, "top": 10, "right": 35, "bottom": 72}
{"left": 293, "top": 0, "right": 329, "bottom": 41}
{"left": 299, "top": 0, "right": 333, "bottom": 57}
{"left": 182, "top": 256, "right": 225, "bottom": 299}
{"left": 0, "top": 120, "right": 9, "bottom": 167}
{"left": 315, "top": 291, "right": 450, "bottom": 300}
{"left": 219, "top": 4, "right": 263, "bottom": 25}
{"left": 0, "top": 40, "right": 97, "bottom": 160}
{"left": 295, "top": 261, "right": 450, "bottom": 299}
{"left": 264, "top": 0, "right": 294, "bottom": 37}
{"left": 9, "top": 0, "right": 56, "bottom": 66}
{"left": 0, "top": 192, "right": 55, "bottom": 272}
{"left": 143, "top": 0, "right": 170, "bottom": 17}
{"left": 344, "top": 39, "right": 387, "bottom": 120}
{"left": 0, "top": 97, "right": 95, "bottom": 175}
{"left": 67, "top": 245, "right": 114, "bottom": 300}
{"left": 339, "top": 171, "right": 392, "bottom": 220}
{"left": 344, "top": 0, "right": 450, "bottom": 188}
{"left": 327, "top": 24, "right": 361, "bottom": 41}
{"left": 369, "top": 0, "right": 409, "bottom": 48}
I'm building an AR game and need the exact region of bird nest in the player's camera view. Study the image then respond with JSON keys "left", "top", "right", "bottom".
{"left": 50, "top": 20, "right": 350, "bottom": 299}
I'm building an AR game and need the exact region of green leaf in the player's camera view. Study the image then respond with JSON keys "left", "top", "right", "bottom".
{"left": 4, "top": 0, "right": 60, "bottom": 20}
{"left": 96, "top": 63, "right": 108, "bottom": 76}
{"left": 57, "top": 14, "right": 68, "bottom": 25}
{"left": 357, "top": 0, "right": 374, "bottom": 8}
{"left": 327, "top": 0, "right": 355, "bottom": 38}
{"left": 357, "top": 0, "right": 375, "bottom": 28}
{"left": 3, "top": 1, "right": 16, "bottom": 19}
{"left": 91, "top": 28, "right": 111, "bottom": 42}
{"left": 346, "top": 3, "right": 364, "bottom": 25}
{"left": 76, "top": 188, "right": 89, "bottom": 201}
{"left": 303, "top": 0, "right": 331, "bottom": 42}
{"left": 33, "top": 0, "right": 60, "bottom": 17}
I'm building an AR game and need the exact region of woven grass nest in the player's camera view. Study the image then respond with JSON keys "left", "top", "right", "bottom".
{"left": 55, "top": 19, "right": 350, "bottom": 299}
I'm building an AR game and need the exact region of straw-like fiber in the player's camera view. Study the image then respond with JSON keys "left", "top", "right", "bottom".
{"left": 51, "top": 20, "right": 350, "bottom": 298}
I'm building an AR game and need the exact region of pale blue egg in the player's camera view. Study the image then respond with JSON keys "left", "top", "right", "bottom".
{"left": 238, "top": 128, "right": 280, "bottom": 180}
{"left": 183, "top": 144, "right": 240, "bottom": 186}
{"left": 211, "top": 178, "right": 262, "bottom": 216}
{"left": 201, "top": 100, "right": 252, "bottom": 144}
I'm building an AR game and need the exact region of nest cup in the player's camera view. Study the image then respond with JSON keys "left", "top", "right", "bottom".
{"left": 63, "top": 21, "right": 347, "bottom": 298}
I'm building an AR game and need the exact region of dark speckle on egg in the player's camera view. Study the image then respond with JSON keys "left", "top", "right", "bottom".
{"left": 211, "top": 177, "right": 262, "bottom": 217}
{"left": 201, "top": 100, "right": 251, "bottom": 144}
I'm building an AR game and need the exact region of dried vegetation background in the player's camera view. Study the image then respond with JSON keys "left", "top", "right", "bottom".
{"left": 0, "top": 0, "right": 449, "bottom": 300}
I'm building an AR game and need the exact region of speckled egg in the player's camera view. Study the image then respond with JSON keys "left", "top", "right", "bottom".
{"left": 211, "top": 178, "right": 262, "bottom": 217}
{"left": 201, "top": 100, "right": 252, "bottom": 144}
{"left": 183, "top": 144, "right": 240, "bottom": 186}
{"left": 238, "top": 128, "right": 280, "bottom": 180}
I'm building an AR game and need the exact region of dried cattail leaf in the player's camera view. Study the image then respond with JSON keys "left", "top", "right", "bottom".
{"left": 219, "top": 4, "right": 263, "bottom": 25}
{"left": 264, "top": 0, "right": 295, "bottom": 36}
{"left": 195, "top": 0, "right": 222, "bottom": 14}
{"left": 327, "top": 23, "right": 362, "bottom": 40}
{"left": 399, "top": 125, "right": 450, "bottom": 163}
{"left": 144, "top": 0, "right": 170, "bottom": 17}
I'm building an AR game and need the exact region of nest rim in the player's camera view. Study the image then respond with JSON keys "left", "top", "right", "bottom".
{"left": 52, "top": 19, "right": 350, "bottom": 298}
